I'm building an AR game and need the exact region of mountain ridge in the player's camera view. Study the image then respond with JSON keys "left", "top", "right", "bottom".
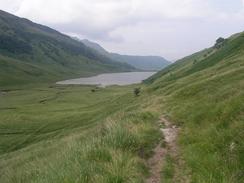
{"left": 0, "top": 10, "right": 135, "bottom": 87}
{"left": 80, "top": 38, "right": 171, "bottom": 71}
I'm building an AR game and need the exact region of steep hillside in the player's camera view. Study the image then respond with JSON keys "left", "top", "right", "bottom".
{"left": 146, "top": 33, "right": 244, "bottom": 182}
{"left": 0, "top": 31, "right": 243, "bottom": 183}
{"left": 81, "top": 39, "right": 171, "bottom": 71}
{"left": 0, "top": 10, "right": 134, "bottom": 87}
{"left": 82, "top": 39, "right": 109, "bottom": 54}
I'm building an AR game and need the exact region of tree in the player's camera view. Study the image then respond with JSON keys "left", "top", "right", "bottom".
{"left": 214, "top": 37, "right": 226, "bottom": 49}
{"left": 134, "top": 88, "right": 141, "bottom": 96}
{"left": 216, "top": 37, "right": 225, "bottom": 44}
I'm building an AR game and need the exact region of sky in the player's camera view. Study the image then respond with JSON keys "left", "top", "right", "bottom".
{"left": 1, "top": 0, "right": 244, "bottom": 60}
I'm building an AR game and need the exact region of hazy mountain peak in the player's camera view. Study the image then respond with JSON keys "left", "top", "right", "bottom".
{"left": 81, "top": 39, "right": 171, "bottom": 71}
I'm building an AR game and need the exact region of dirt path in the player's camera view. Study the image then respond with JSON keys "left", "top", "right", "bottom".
{"left": 146, "top": 116, "right": 179, "bottom": 183}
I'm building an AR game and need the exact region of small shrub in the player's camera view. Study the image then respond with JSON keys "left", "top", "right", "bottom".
{"left": 214, "top": 37, "right": 227, "bottom": 49}
{"left": 134, "top": 88, "right": 141, "bottom": 96}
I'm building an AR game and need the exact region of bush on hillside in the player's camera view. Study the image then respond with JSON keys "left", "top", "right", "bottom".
{"left": 134, "top": 88, "right": 141, "bottom": 96}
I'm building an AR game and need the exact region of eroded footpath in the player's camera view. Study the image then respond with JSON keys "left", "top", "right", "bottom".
{"left": 146, "top": 116, "right": 180, "bottom": 183}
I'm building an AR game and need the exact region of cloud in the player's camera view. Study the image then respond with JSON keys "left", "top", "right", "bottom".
{"left": 12, "top": 0, "right": 134, "bottom": 40}
{"left": 0, "top": 0, "right": 244, "bottom": 59}
{"left": 0, "top": 0, "right": 22, "bottom": 10}
{"left": 2, "top": 0, "right": 213, "bottom": 39}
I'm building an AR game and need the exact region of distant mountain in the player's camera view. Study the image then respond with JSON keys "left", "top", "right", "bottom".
{"left": 0, "top": 10, "right": 135, "bottom": 87}
{"left": 109, "top": 54, "right": 170, "bottom": 71}
{"left": 82, "top": 39, "right": 109, "bottom": 54}
{"left": 81, "top": 39, "right": 171, "bottom": 71}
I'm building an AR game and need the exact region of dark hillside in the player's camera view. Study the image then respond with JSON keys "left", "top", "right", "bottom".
{"left": 0, "top": 10, "right": 134, "bottom": 87}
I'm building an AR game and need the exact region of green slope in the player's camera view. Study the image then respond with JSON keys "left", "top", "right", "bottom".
{"left": 0, "top": 84, "right": 162, "bottom": 183}
{"left": 1, "top": 9, "right": 243, "bottom": 182}
{"left": 146, "top": 32, "right": 244, "bottom": 182}
{"left": 0, "top": 10, "right": 135, "bottom": 88}
{"left": 0, "top": 31, "right": 243, "bottom": 183}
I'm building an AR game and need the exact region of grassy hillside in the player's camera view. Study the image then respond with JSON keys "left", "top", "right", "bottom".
{"left": 81, "top": 39, "right": 171, "bottom": 71}
{"left": 146, "top": 32, "right": 244, "bottom": 182}
{"left": 0, "top": 10, "right": 243, "bottom": 182}
{"left": 0, "top": 84, "right": 163, "bottom": 183}
{"left": 0, "top": 10, "right": 134, "bottom": 88}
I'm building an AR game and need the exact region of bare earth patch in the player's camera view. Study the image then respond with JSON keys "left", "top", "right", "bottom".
{"left": 146, "top": 116, "right": 180, "bottom": 183}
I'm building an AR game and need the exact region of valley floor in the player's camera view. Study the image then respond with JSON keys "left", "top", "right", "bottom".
{"left": 0, "top": 74, "right": 243, "bottom": 183}
{"left": 0, "top": 84, "right": 163, "bottom": 183}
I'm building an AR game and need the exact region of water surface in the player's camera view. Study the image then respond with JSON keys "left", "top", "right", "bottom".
{"left": 57, "top": 72, "right": 156, "bottom": 87}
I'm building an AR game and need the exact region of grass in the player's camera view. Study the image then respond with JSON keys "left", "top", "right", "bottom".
{"left": 1, "top": 28, "right": 243, "bottom": 183}
{"left": 2, "top": 115, "right": 157, "bottom": 183}
{"left": 0, "top": 85, "right": 127, "bottom": 155}
{"left": 161, "top": 155, "right": 174, "bottom": 183}
{"left": 0, "top": 84, "right": 162, "bottom": 183}
{"left": 146, "top": 32, "right": 244, "bottom": 182}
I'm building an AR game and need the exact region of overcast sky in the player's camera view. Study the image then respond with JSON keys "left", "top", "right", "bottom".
{"left": 1, "top": 0, "right": 244, "bottom": 60}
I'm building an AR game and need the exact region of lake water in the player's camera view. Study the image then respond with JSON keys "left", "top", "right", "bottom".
{"left": 56, "top": 72, "right": 156, "bottom": 87}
